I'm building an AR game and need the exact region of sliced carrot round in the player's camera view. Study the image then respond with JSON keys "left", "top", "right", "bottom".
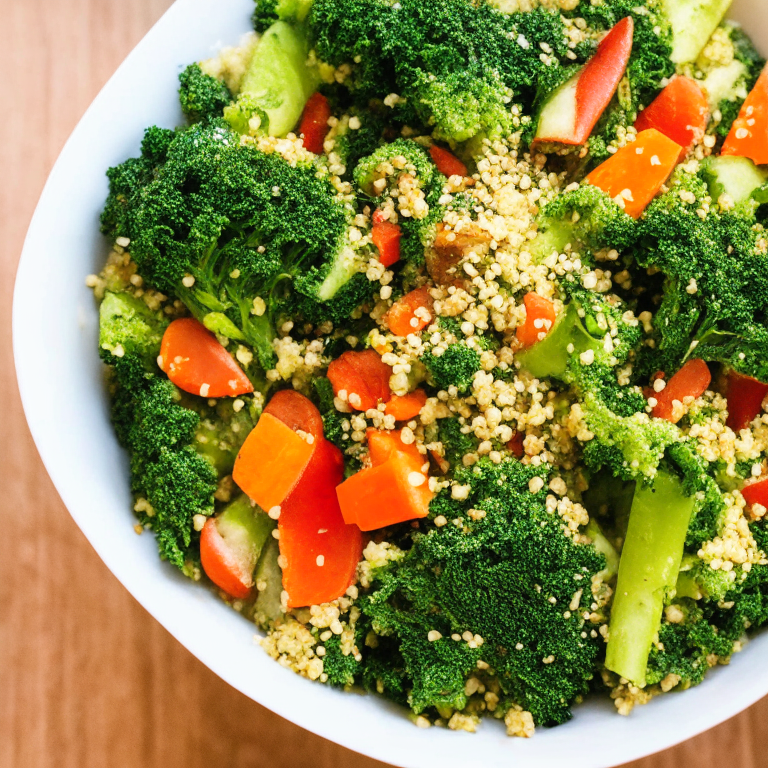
{"left": 264, "top": 389, "right": 324, "bottom": 440}
{"left": 159, "top": 317, "right": 253, "bottom": 398}
{"left": 634, "top": 77, "right": 708, "bottom": 157}
{"left": 327, "top": 350, "right": 392, "bottom": 411}
{"left": 384, "top": 389, "right": 428, "bottom": 421}
{"left": 385, "top": 286, "right": 434, "bottom": 337}
{"left": 651, "top": 358, "right": 712, "bottom": 423}
{"left": 429, "top": 145, "right": 468, "bottom": 178}
{"left": 585, "top": 128, "right": 682, "bottom": 219}
{"left": 516, "top": 293, "right": 557, "bottom": 348}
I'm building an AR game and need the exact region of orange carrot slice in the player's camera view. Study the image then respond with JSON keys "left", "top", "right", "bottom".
{"left": 159, "top": 317, "right": 253, "bottom": 398}
{"left": 634, "top": 77, "right": 708, "bottom": 158}
{"left": 232, "top": 412, "right": 315, "bottom": 511}
{"left": 337, "top": 450, "right": 433, "bottom": 531}
{"left": 385, "top": 286, "right": 434, "bottom": 337}
{"left": 384, "top": 389, "right": 428, "bottom": 421}
{"left": 372, "top": 221, "right": 402, "bottom": 267}
{"left": 299, "top": 92, "right": 332, "bottom": 155}
{"left": 516, "top": 293, "right": 557, "bottom": 348}
{"left": 429, "top": 145, "right": 468, "bottom": 178}
{"left": 722, "top": 64, "right": 768, "bottom": 165}
{"left": 279, "top": 438, "right": 363, "bottom": 608}
{"left": 327, "top": 350, "right": 392, "bottom": 411}
{"left": 585, "top": 129, "right": 682, "bottom": 219}
{"left": 650, "top": 359, "right": 712, "bottom": 423}
{"left": 366, "top": 428, "right": 424, "bottom": 466}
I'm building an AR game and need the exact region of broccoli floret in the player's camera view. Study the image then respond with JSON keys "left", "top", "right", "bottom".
{"left": 632, "top": 167, "right": 768, "bottom": 382}
{"left": 353, "top": 458, "right": 605, "bottom": 726}
{"left": 437, "top": 417, "right": 478, "bottom": 471}
{"left": 108, "top": 355, "right": 217, "bottom": 569}
{"left": 178, "top": 64, "right": 233, "bottom": 123}
{"left": 101, "top": 122, "right": 362, "bottom": 372}
{"left": 332, "top": 109, "right": 387, "bottom": 180}
{"left": 309, "top": 0, "right": 574, "bottom": 144}
{"left": 422, "top": 343, "right": 481, "bottom": 393}
{"left": 312, "top": 376, "right": 347, "bottom": 449}
{"left": 354, "top": 139, "right": 446, "bottom": 265}
{"left": 529, "top": 185, "right": 636, "bottom": 264}
{"left": 98, "top": 291, "right": 169, "bottom": 369}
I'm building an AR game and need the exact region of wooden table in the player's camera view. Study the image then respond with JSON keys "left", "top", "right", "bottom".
{"left": 1, "top": 1, "right": 766, "bottom": 766}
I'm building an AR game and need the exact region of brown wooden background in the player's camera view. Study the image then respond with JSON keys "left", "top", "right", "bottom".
{"left": 1, "top": 1, "right": 767, "bottom": 766}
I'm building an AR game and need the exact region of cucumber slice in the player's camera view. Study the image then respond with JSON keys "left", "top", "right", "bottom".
{"left": 254, "top": 539, "right": 285, "bottom": 627}
{"left": 216, "top": 495, "right": 275, "bottom": 581}
{"left": 237, "top": 21, "right": 320, "bottom": 137}
{"left": 535, "top": 72, "right": 580, "bottom": 143}
{"left": 702, "top": 155, "right": 768, "bottom": 204}
{"left": 662, "top": 0, "right": 734, "bottom": 64}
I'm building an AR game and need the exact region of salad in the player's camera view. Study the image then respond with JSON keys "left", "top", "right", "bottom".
{"left": 87, "top": 0, "right": 768, "bottom": 737}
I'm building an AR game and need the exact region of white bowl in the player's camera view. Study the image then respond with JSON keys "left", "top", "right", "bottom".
{"left": 13, "top": 1, "right": 768, "bottom": 765}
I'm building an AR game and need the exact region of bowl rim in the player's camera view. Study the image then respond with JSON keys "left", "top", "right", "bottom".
{"left": 12, "top": 1, "right": 768, "bottom": 766}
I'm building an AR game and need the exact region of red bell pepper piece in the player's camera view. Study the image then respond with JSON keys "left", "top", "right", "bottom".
{"left": 650, "top": 359, "right": 712, "bottom": 423}
{"left": 743, "top": 477, "right": 768, "bottom": 513}
{"left": 279, "top": 437, "right": 364, "bottom": 608}
{"left": 723, "top": 370, "right": 768, "bottom": 433}
{"left": 299, "top": 92, "right": 332, "bottom": 155}
{"left": 536, "top": 17, "right": 634, "bottom": 146}
{"left": 634, "top": 77, "right": 708, "bottom": 158}
{"left": 327, "top": 350, "right": 392, "bottom": 411}
{"left": 372, "top": 220, "right": 402, "bottom": 267}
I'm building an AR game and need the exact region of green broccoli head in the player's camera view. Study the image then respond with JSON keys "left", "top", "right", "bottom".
{"left": 309, "top": 0, "right": 575, "bottom": 144}
{"left": 356, "top": 458, "right": 606, "bottom": 725}
{"left": 178, "top": 63, "right": 233, "bottom": 123}
{"left": 101, "top": 122, "right": 358, "bottom": 371}
{"left": 529, "top": 184, "right": 636, "bottom": 263}
{"left": 632, "top": 167, "right": 768, "bottom": 382}
{"left": 109, "top": 354, "right": 217, "bottom": 569}
{"left": 252, "top": 0, "right": 314, "bottom": 32}
{"left": 98, "top": 291, "right": 169, "bottom": 369}
{"left": 422, "top": 343, "right": 481, "bottom": 393}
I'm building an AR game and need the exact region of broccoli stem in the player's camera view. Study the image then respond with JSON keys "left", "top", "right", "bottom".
{"left": 605, "top": 470, "right": 695, "bottom": 687}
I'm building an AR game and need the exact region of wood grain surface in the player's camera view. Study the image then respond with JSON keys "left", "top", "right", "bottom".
{"left": 1, "top": 2, "right": 766, "bottom": 766}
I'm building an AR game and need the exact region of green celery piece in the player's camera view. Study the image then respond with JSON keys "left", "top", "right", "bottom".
{"left": 235, "top": 21, "right": 320, "bottom": 137}
{"left": 254, "top": 538, "right": 285, "bottom": 627}
{"left": 605, "top": 471, "right": 695, "bottom": 686}
{"left": 663, "top": 0, "right": 733, "bottom": 64}
{"left": 215, "top": 495, "right": 275, "bottom": 581}
{"left": 516, "top": 302, "right": 602, "bottom": 380}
